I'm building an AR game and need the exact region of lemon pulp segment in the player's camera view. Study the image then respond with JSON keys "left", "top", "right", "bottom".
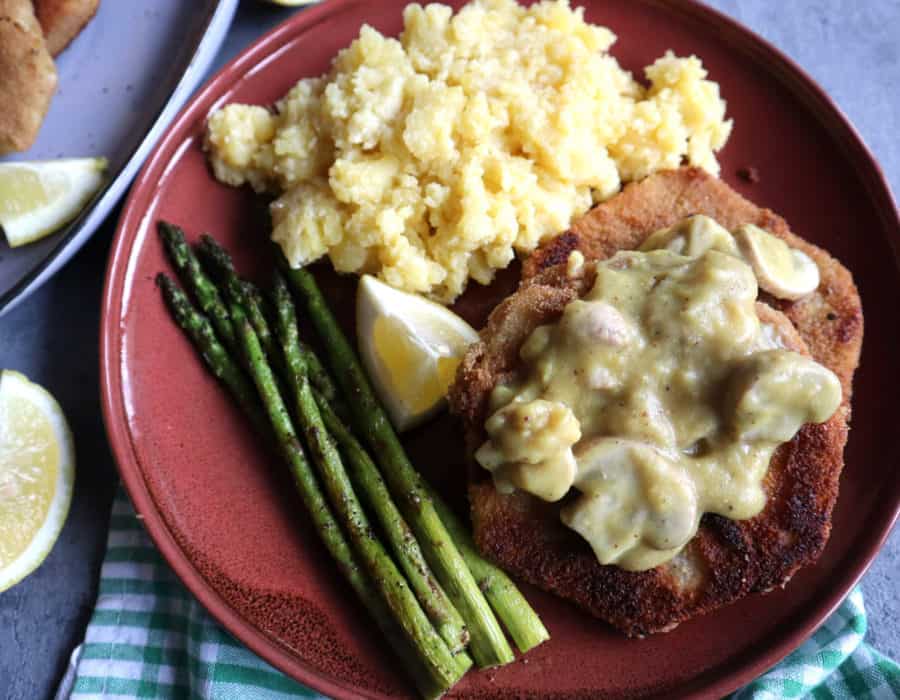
{"left": 0, "top": 167, "right": 67, "bottom": 218}
{"left": 0, "top": 158, "right": 106, "bottom": 247}
{"left": 0, "top": 391, "right": 59, "bottom": 565}
{"left": 357, "top": 274, "right": 478, "bottom": 431}
{"left": 0, "top": 371, "right": 74, "bottom": 591}
{"left": 372, "top": 316, "right": 460, "bottom": 415}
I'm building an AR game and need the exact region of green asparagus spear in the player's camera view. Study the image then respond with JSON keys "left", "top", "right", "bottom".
{"left": 199, "top": 235, "right": 344, "bottom": 410}
{"left": 283, "top": 266, "right": 514, "bottom": 668}
{"left": 198, "top": 236, "right": 280, "bottom": 361}
{"left": 292, "top": 336, "right": 344, "bottom": 412}
{"left": 158, "top": 222, "right": 238, "bottom": 354}
{"left": 158, "top": 276, "right": 446, "bottom": 699}
{"left": 238, "top": 281, "right": 278, "bottom": 356}
{"left": 269, "top": 277, "right": 470, "bottom": 679}
{"left": 156, "top": 274, "right": 268, "bottom": 434}
{"left": 312, "top": 389, "right": 471, "bottom": 657}
{"left": 234, "top": 303, "right": 467, "bottom": 691}
{"left": 427, "top": 490, "right": 549, "bottom": 653}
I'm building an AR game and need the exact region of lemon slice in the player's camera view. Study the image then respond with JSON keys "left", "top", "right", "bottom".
{"left": 0, "top": 370, "right": 75, "bottom": 592}
{"left": 357, "top": 275, "right": 479, "bottom": 432}
{"left": 0, "top": 158, "right": 107, "bottom": 248}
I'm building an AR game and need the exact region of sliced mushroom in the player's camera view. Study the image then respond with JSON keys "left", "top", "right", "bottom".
{"left": 734, "top": 224, "right": 819, "bottom": 300}
{"left": 640, "top": 214, "right": 739, "bottom": 258}
{"left": 726, "top": 349, "right": 842, "bottom": 443}
{"left": 559, "top": 300, "right": 635, "bottom": 347}
{"left": 563, "top": 437, "right": 699, "bottom": 566}
{"left": 572, "top": 437, "right": 651, "bottom": 492}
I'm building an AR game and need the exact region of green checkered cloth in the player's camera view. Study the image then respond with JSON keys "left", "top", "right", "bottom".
{"left": 60, "top": 490, "right": 899, "bottom": 699}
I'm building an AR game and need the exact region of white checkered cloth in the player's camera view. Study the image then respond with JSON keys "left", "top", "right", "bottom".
{"left": 56, "top": 490, "right": 899, "bottom": 699}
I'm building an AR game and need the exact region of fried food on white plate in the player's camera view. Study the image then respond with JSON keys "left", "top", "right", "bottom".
{"left": 0, "top": 0, "right": 57, "bottom": 154}
{"left": 33, "top": 0, "right": 100, "bottom": 57}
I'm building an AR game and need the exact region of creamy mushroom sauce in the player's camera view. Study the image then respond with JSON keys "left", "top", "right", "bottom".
{"left": 476, "top": 218, "right": 841, "bottom": 571}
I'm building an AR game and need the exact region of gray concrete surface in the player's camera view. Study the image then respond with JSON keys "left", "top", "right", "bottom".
{"left": 0, "top": 2, "right": 897, "bottom": 699}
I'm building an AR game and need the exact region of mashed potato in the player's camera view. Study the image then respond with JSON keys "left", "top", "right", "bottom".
{"left": 206, "top": 0, "right": 732, "bottom": 302}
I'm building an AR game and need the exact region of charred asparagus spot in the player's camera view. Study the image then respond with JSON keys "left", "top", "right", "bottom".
{"left": 158, "top": 222, "right": 238, "bottom": 356}
{"left": 234, "top": 302, "right": 466, "bottom": 693}
{"left": 282, "top": 263, "right": 515, "bottom": 668}
{"left": 292, "top": 333, "right": 345, "bottom": 415}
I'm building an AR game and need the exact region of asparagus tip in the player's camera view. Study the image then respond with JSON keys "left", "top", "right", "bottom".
{"left": 156, "top": 273, "right": 182, "bottom": 300}
{"left": 157, "top": 220, "right": 181, "bottom": 239}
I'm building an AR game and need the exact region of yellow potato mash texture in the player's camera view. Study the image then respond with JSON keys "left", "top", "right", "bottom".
{"left": 205, "top": 0, "right": 732, "bottom": 302}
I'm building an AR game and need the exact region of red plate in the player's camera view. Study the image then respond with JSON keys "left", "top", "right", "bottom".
{"left": 100, "top": 1, "right": 900, "bottom": 697}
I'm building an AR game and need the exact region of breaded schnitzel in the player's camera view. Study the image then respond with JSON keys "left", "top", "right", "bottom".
{"left": 449, "top": 167, "right": 862, "bottom": 636}
{"left": 0, "top": 0, "right": 57, "bottom": 154}
{"left": 33, "top": 0, "right": 99, "bottom": 56}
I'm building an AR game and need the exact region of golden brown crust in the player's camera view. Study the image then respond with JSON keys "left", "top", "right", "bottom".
{"left": 449, "top": 167, "right": 863, "bottom": 636}
{"left": 0, "top": 0, "right": 57, "bottom": 154}
{"left": 33, "top": 0, "right": 99, "bottom": 57}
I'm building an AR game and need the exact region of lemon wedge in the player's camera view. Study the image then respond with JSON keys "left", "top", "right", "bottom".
{"left": 0, "top": 370, "right": 75, "bottom": 592}
{"left": 0, "top": 158, "right": 106, "bottom": 248}
{"left": 357, "top": 275, "right": 479, "bottom": 432}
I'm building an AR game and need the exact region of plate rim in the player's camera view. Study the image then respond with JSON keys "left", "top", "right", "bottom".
{"left": 0, "top": 0, "right": 239, "bottom": 318}
{"left": 100, "top": 1, "right": 900, "bottom": 698}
